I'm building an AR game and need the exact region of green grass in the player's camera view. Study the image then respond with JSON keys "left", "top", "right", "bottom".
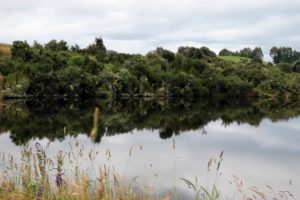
{"left": 219, "top": 56, "right": 270, "bottom": 65}
{"left": 218, "top": 56, "right": 251, "bottom": 62}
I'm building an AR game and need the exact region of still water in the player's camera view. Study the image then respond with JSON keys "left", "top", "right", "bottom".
{"left": 0, "top": 99, "right": 299, "bottom": 199}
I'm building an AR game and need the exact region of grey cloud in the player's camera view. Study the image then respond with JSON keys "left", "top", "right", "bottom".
{"left": 0, "top": 0, "right": 300, "bottom": 55}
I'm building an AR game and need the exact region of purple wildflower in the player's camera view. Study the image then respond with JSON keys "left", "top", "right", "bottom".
{"left": 36, "top": 185, "right": 44, "bottom": 200}
{"left": 55, "top": 150, "right": 64, "bottom": 187}
{"left": 56, "top": 172, "right": 63, "bottom": 187}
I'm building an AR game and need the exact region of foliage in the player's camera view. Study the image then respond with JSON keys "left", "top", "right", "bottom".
{"left": 45, "top": 39, "right": 69, "bottom": 51}
{"left": 3, "top": 73, "right": 30, "bottom": 97}
{"left": 1, "top": 38, "right": 300, "bottom": 100}
{"left": 251, "top": 47, "right": 264, "bottom": 62}
{"left": 270, "top": 46, "right": 300, "bottom": 64}
{"left": 218, "top": 47, "right": 263, "bottom": 61}
{"left": 86, "top": 37, "right": 106, "bottom": 55}
{"left": 11, "top": 41, "right": 32, "bottom": 62}
{"left": 178, "top": 46, "right": 216, "bottom": 60}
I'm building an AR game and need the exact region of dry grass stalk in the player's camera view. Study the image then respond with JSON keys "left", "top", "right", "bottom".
{"left": 90, "top": 107, "right": 100, "bottom": 141}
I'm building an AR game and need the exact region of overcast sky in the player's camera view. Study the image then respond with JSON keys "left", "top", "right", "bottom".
{"left": 1, "top": 0, "right": 300, "bottom": 57}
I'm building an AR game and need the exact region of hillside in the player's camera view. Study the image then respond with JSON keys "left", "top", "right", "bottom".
{"left": 219, "top": 56, "right": 251, "bottom": 62}
{"left": 0, "top": 43, "right": 11, "bottom": 57}
{"left": 219, "top": 55, "right": 269, "bottom": 65}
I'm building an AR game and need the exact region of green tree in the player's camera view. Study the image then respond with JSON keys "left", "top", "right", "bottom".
{"left": 86, "top": 37, "right": 106, "bottom": 55}
{"left": 239, "top": 47, "right": 252, "bottom": 58}
{"left": 11, "top": 41, "right": 32, "bottom": 62}
{"left": 251, "top": 47, "right": 264, "bottom": 62}
{"left": 270, "top": 47, "right": 300, "bottom": 64}
{"left": 45, "top": 40, "right": 68, "bottom": 51}
{"left": 219, "top": 49, "right": 234, "bottom": 56}
{"left": 178, "top": 46, "right": 216, "bottom": 60}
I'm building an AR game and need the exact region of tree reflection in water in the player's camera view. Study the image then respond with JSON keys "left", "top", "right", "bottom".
{"left": 1, "top": 97, "right": 300, "bottom": 145}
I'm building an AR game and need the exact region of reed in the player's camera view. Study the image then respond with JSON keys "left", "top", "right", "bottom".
{"left": 90, "top": 107, "right": 100, "bottom": 141}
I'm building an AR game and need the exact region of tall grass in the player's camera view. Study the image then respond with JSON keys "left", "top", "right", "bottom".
{"left": 0, "top": 142, "right": 157, "bottom": 200}
{"left": 0, "top": 142, "right": 295, "bottom": 200}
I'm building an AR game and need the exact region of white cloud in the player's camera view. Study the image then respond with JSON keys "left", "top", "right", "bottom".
{"left": 1, "top": 0, "right": 300, "bottom": 55}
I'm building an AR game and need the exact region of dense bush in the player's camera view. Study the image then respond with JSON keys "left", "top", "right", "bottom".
{"left": 1, "top": 38, "right": 300, "bottom": 100}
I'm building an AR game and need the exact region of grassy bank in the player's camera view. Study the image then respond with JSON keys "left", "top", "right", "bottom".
{"left": 0, "top": 43, "right": 11, "bottom": 57}
{"left": 218, "top": 56, "right": 250, "bottom": 62}
{"left": 219, "top": 55, "right": 269, "bottom": 65}
{"left": 0, "top": 143, "right": 149, "bottom": 200}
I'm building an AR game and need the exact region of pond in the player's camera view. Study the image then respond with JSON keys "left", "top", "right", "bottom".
{"left": 0, "top": 98, "right": 299, "bottom": 199}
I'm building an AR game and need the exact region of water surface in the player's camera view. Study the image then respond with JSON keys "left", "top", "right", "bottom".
{"left": 0, "top": 99, "right": 299, "bottom": 199}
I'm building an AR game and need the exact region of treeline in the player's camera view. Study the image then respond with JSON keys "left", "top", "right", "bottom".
{"left": 0, "top": 38, "right": 217, "bottom": 98}
{"left": 219, "top": 46, "right": 300, "bottom": 64}
{"left": 270, "top": 47, "right": 300, "bottom": 64}
{"left": 219, "top": 47, "right": 264, "bottom": 62}
{"left": 1, "top": 38, "right": 300, "bottom": 100}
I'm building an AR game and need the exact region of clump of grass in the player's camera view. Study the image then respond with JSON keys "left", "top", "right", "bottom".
{"left": 0, "top": 142, "right": 157, "bottom": 200}
{"left": 180, "top": 150, "right": 224, "bottom": 200}
{"left": 229, "top": 174, "right": 294, "bottom": 200}
{"left": 180, "top": 150, "right": 294, "bottom": 200}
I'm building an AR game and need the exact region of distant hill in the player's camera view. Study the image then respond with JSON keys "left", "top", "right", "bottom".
{"left": 0, "top": 43, "right": 11, "bottom": 57}
{"left": 218, "top": 56, "right": 251, "bottom": 62}
{"left": 219, "top": 55, "right": 269, "bottom": 65}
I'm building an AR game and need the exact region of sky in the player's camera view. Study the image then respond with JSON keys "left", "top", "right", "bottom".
{"left": 1, "top": 0, "right": 300, "bottom": 58}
